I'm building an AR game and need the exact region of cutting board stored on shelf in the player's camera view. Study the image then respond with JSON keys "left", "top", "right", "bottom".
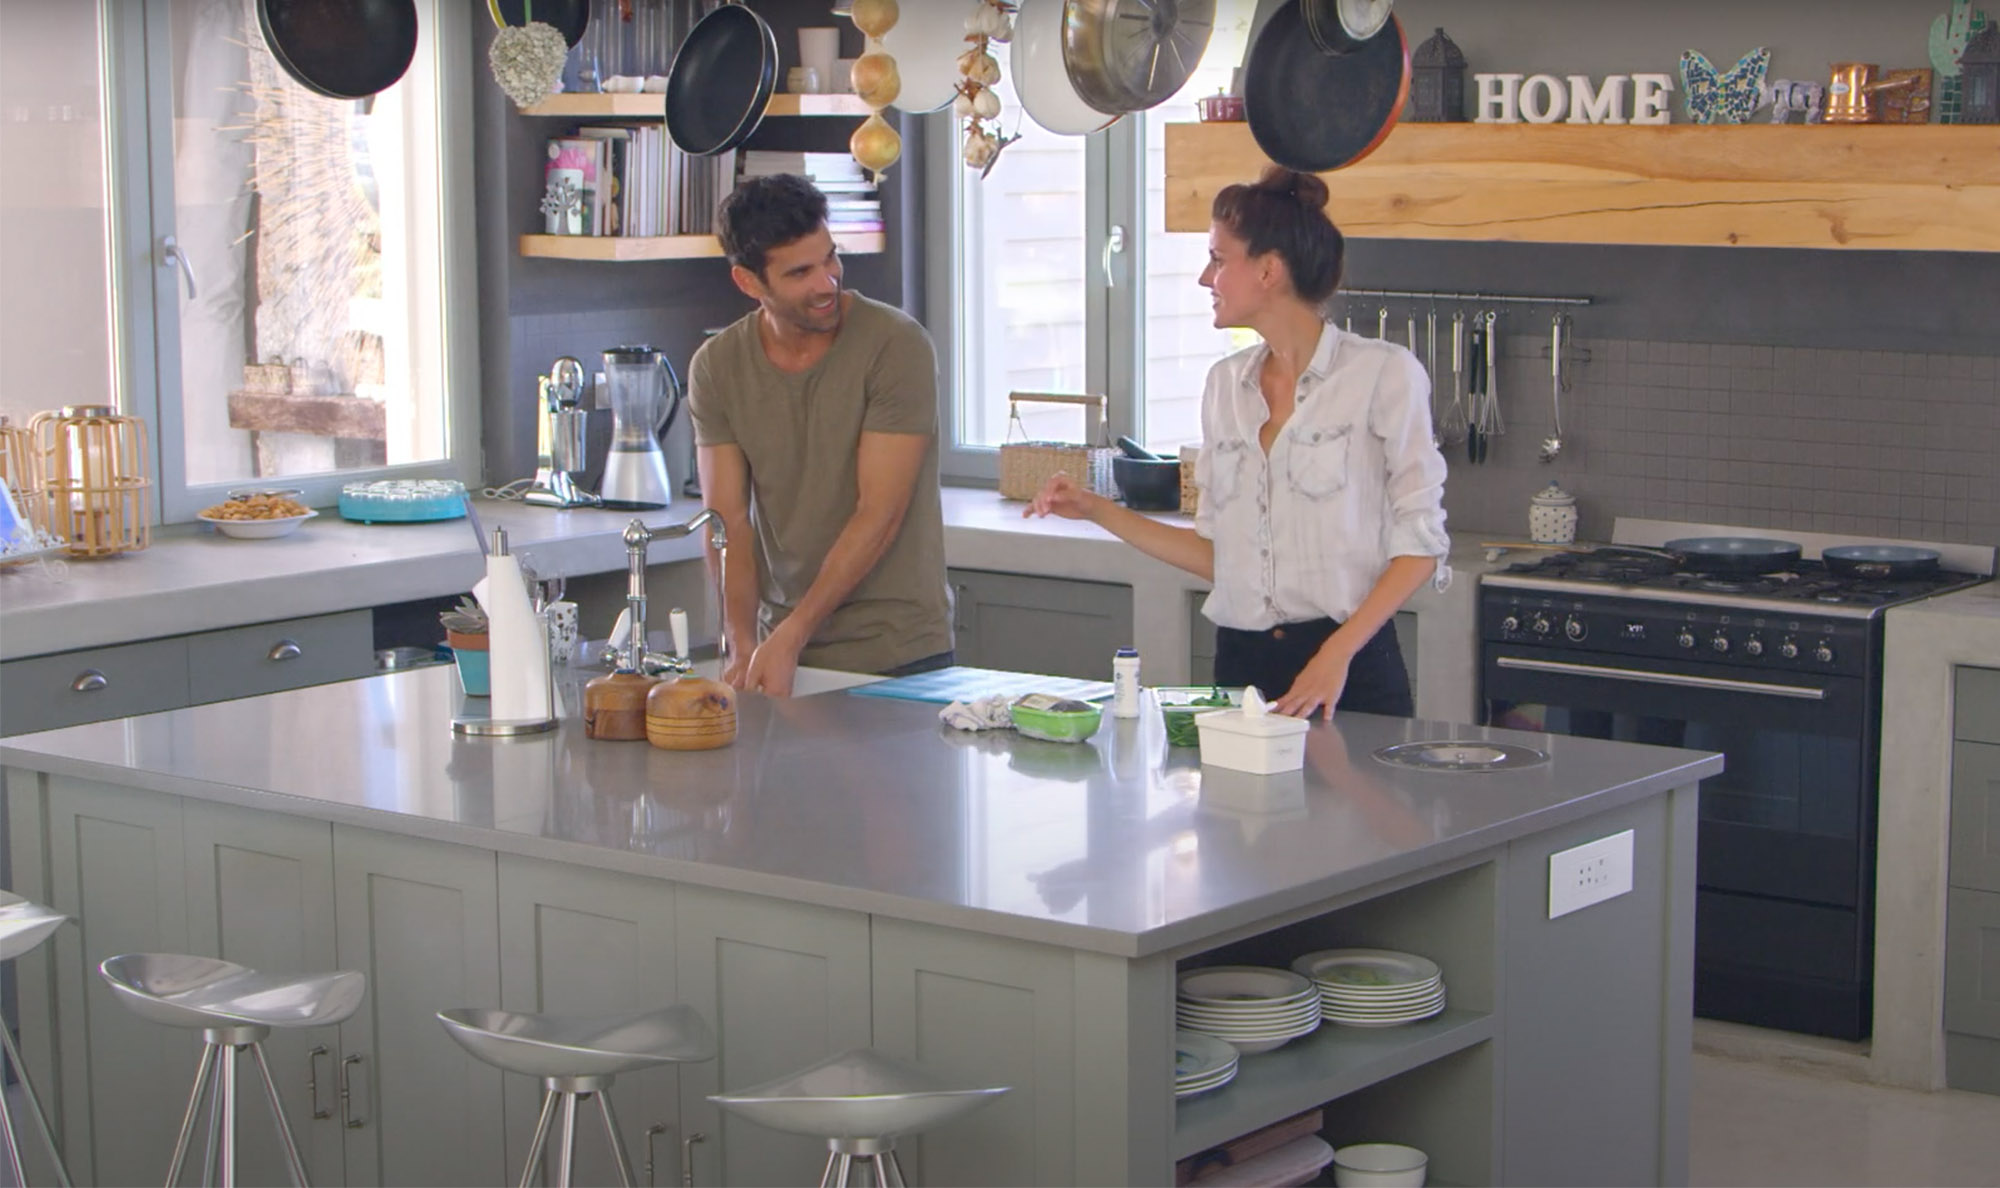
{"left": 847, "top": 666, "right": 1114, "bottom": 704}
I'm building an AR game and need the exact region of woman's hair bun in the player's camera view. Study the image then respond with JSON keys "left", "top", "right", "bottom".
{"left": 1255, "top": 165, "right": 1329, "bottom": 212}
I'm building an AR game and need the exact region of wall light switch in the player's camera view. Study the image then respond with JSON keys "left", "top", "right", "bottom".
{"left": 1548, "top": 829, "right": 1635, "bottom": 919}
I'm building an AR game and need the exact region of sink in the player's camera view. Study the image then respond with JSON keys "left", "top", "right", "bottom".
{"left": 572, "top": 643, "right": 879, "bottom": 698}
{"left": 1372, "top": 739, "right": 1549, "bottom": 773}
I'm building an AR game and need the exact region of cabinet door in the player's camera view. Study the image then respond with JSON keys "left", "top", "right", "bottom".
{"left": 42, "top": 778, "right": 189, "bottom": 1188}
{"left": 1945, "top": 887, "right": 2000, "bottom": 1040}
{"left": 498, "top": 854, "right": 678, "bottom": 1188}
{"left": 184, "top": 802, "right": 344, "bottom": 1187}
{"left": 675, "top": 885, "right": 872, "bottom": 1187}
{"left": 948, "top": 569, "right": 1133, "bottom": 680}
{"left": 333, "top": 825, "right": 505, "bottom": 1187}
{"left": 1952, "top": 741, "right": 2000, "bottom": 894}
{"left": 870, "top": 918, "right": 1082, "bottom": 1187}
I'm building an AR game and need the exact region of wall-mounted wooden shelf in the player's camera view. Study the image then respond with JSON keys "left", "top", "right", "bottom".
{"left": 520, "top": 92, "right": 873, "bottom": 118}
{"left": 520, "top": 230, "right": 885, "bottom": 262}
{"left": 1164, "top": 123, "right": 2000, "bottom": 252}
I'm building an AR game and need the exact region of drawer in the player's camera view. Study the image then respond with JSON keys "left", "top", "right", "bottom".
{"left": 0, "top": 638, "right": 191, "bottom": 736}
{"left": 1959, "top": 667, "right": 2000, "bottom": 745}
{"left": 186, "top": 611, "right": 374, "bottom": 704}
{"left": 1945, "top": 886, "right": 2000, "bottom": 1040}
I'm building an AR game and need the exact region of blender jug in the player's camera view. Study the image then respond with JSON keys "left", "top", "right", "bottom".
{"left": 599, "top": 346, "right": 682, "bottom": 509}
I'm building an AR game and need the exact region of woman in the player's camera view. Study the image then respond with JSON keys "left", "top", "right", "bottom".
{"left": 1026, "top": 165, "right": 1449, "bottom": 719}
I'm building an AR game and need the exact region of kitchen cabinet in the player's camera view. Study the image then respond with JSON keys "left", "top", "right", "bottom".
{"left": 673, "top": 884, "right": 873, "bottom": 1187}
{"left": 1947, "top": 667, "right": 2000, "bottom": 1095}
{"left": 947, "top": 568, "right": 1134, "bottom": 682}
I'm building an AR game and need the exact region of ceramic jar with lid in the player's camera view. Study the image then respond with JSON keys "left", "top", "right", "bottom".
{"left": 1529, "top": 481, "right": 1578, "bottom": 545}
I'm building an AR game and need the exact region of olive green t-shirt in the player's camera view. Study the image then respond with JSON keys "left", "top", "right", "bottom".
{"left": 687, "top": 292, "right": 952, "bottom": 674}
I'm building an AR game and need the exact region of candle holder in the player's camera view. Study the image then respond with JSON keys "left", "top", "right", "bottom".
{"left": 31, "top": 405, "right": 151, "bottom": 558}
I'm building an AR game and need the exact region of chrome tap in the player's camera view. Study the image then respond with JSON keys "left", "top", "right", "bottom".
{"left": 614, "top": 513, "right": 729, "bottom": 676}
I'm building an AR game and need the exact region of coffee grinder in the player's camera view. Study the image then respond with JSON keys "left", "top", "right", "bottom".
{"left": 599, "top": 346, "right": 683, "bottom": 510}
{"left": 524, "top": 356, "right": 597, "bottom": 508}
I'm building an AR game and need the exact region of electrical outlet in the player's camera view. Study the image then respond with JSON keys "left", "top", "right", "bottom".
{"left": 1547, "top": 829, "right": 1635, "bottom": 919}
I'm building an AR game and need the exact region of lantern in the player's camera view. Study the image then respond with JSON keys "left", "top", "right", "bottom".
{"left": 31, "top": 405, "right": 151, "bottom": 557}
{"left": 0, "top": 415, "right": 52, "bottom": 545}
{"left": 1410, "top": 27, "right": 1468, "bottom": 122}
{"left": 1961, "top": 22, "right": 2000, "bottom": 124}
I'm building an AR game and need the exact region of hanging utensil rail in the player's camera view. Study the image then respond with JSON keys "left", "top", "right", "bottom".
{"left": 1337, "top": 288, "right": 1593, "bottom": 306}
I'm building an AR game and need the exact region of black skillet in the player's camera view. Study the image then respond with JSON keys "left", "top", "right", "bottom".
{"left": 258, "top": 0, "right": 419, "bottom": 101}
{"left": 489, "top": 0, "right": 590, "bottom": 48}
{"left": 1245, "top": 2, "right": 1410, "bottom": 174}
{"left": 1823, "top": 544, "right": 1942, "bottom": 580}
{"left": 664, "top": 3, "right": 778, "bottom": 157}
{"left": 1665, "top": 537, "right": 1803, "bottom": 577}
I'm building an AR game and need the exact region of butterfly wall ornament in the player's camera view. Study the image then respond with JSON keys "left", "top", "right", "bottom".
{"left": 1681, "top": 47, "right": 1773, "bottom": 123}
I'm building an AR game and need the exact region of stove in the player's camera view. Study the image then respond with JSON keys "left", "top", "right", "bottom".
{"left": 1480, "top": 521, "right": 1993, "bottom": 1041}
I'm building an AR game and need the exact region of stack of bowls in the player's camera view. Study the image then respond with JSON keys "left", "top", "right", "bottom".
{"left": 1172, "top": 1029, "right": 1239, "bottom": 1099}
{"left": 1291, "top": 949, "right": 1446, "bottom": 1028}
{"left": 1175, "top": 966, "right": 1321, "bottom": 1054}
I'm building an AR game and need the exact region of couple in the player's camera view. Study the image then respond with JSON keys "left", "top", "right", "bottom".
{"left": 696, "top": 167, "right": 1447, "bottom": 718}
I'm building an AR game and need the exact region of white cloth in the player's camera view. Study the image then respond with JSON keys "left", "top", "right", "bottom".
{"left": 938, "top": 695, "right": 1014, "bottom": 731}
{"left": 1193, "top": 323, "right": 1450, "bottom": 631}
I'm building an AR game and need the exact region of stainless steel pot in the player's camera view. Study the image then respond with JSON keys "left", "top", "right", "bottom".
{"left": 1060, "top": 0, "right": 1216, "bottom": 115}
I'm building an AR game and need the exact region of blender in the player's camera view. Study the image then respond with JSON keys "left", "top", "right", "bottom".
{"left": 598, "top": 346, "right": 683, "bottom": 510}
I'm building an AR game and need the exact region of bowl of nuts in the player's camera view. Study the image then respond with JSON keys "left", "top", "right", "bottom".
{"left": 199, "top": 492, "right": 318, "bottom": 538}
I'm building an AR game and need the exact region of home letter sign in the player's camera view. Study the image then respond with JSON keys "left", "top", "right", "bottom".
{"left": 1475, "top": 72, "right": 1675, "bottom": 123}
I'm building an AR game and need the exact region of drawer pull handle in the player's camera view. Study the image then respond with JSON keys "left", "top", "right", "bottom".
{"left": 307, "top": 1045, "right": 330, "bottom": 1119}
{"left": 267, "top": 640, "right": 304, "bottom": 662}
{"left": 643, "top": 1123, "right": 669, "bottom": 1187}
{"left": 71, "top": 670, "right": 108, "bottom": 693}
{"left": 340, "top": 1053, "right": 365, "bottom": 1129}
{"left": 681, "top": 1132, "right": 705, "bottom": 1187}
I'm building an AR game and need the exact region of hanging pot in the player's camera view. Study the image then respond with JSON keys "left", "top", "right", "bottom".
{"left": 1014, "top": 0, "right": 1120, "bottom": 135}
{"left": 1245, "top": 2, "right": 1409, "bottom": 173}
{"left": 664, "top": 2, "right": 778, "bottom": 157}
{"left": 1822, "top": 544, "right": 1942, "bottom": 580}
{"left": 257, "top": 0, "right": 420, "bottom": 101}
{"left": 1300, "top": 0, "right": 1393, "bottom": 55}
{"left": 488, "top": 0, "right": 589, "bottom": 48}
{"left": 1664, "top": 536, "right": 1803, "bottom": 577}
{"left": 1059, "top": 0, "right": 1216, "bottom": 115}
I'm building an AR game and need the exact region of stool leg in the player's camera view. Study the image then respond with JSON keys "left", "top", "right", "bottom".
{"left": 165, "top": 1043, "right": 219, "bottom": 1188}
{"left": 2, "top": 1071, "right": 27, "bottom": 1188}
{"left": 832, "top": 1151, "right": 855, "bottom": 1187}
{"left": 517, "top": 1090, "right": 560, "bottom": 1188}
{"left": 0, "top": 1022, "right": 72, "bottom": 1188}
{"left": 553, "top": 1092, "right": 580, "bottom": 1188}
{"left": 879, "top": 1149, "right": 908, "bottom": 1188}
{"left": 593, "top": 1088, "right": 638, "bottom": 1188}
{"left": 819, "top": 1150, "right": 842, "bottom": 1188}
{"left": 202, "top": 1047, "right": 223, "bottom": 1188}
{"left": 218, "top": 1042, "right": 238, "bottom": 1188}
{"left": 249, "top": 1042, "right": 311, "bottom": 1187}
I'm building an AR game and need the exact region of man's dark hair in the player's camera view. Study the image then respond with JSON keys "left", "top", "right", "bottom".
{"left": 716, "top": 174, "right": 830, "bottom": 279}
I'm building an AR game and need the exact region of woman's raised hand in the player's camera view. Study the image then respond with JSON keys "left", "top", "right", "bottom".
{"left": 1023, "top": 472, "right": 1097, "bottom": 521}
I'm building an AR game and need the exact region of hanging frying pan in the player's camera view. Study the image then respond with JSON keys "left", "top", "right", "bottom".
{"left": 257, "top": 0, "right": 420, "bottom": 101}
{"left": 1060, "top": 0, "right": 1216, "bottom": 115}
{"left": 1822, "top": 544, "right": 1942, "bottom": 580}
{"left": 488, "top": 0, "right": 589, "bottom": 48}
{"left": 664, "top": 2, "right": 778, "bottom": 157}
{"left": 1665, "top": 536, "right": 1803, "bottom": 577}
{"left": 1245, "top": 2, "right": 1409, "bottom": 173}
{"left": 1301, "top": 0, "right": 1394, "bottom": 56}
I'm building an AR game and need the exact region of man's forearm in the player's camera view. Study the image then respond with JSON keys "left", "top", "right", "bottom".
{"left": 781, "top": 508, "right": 905, "bottom": 641}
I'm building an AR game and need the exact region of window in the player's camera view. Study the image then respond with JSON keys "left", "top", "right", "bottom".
{"left": 2, "top": 0, "right": 477, "bottom": 524}
{"left": 930, "top": 5, "right": 1255, "bottom": 473}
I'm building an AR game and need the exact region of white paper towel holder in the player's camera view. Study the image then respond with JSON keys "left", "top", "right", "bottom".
{"left": 453, "top": 524, "right": 558, "bottom": 737}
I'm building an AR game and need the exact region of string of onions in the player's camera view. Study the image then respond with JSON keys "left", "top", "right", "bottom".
{"left": 957, "top": 1, "right": 1016, "bottom": 175}
{"left": 848, "top": 0, "right": 903, "bottom": 184}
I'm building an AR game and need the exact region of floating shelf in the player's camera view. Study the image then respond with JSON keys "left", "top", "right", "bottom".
{"left": 520, "top": 230, "right": 886, "bottom": 262}
{"left": 520, "top": 92, "right": 873, "bottom": 118}
{"left": 1163, "top": 123, "right": 2000, "bottom": 252}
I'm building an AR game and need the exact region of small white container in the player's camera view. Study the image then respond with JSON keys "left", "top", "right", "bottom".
{"left": 1529, "top": 481, "right": 1578, "bottom": 545}
{"left": 1111, "top": 647, "right": 1141, "bottom": 718}
{"left": 1196, "top": 704, "right": 1310, "bottom": 775}
{"left": 1331, "top": 1142, "right": 1428, "bottom": 1188}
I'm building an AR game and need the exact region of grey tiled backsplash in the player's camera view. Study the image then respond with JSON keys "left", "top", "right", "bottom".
{"left": 1438, "top": 335, "right": 2000, "bottom": 548}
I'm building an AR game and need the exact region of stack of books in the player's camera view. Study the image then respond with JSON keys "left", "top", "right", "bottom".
{"left": 544, "top": 129, "right": 738, "bottom": 238}
{"left": 740, "top": 151, "right": 882, "bottom": 235}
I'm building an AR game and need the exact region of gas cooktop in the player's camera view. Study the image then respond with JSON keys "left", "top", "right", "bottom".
{"left": 1487, "top": 549, "right": 1988, "bottom": 610}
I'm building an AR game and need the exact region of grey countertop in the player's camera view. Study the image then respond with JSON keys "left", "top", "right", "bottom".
{"left": 1, "top": 666, "right": 1719, "bottom": 957}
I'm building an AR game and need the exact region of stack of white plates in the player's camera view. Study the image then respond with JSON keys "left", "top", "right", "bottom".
{"left": 1291, "top": 949, "right": 1446, "bottom": 1028}
{"left": 1173, "top": 1029, "right": 1240, "bottom": 1099}
{"left": 1175, "top": 966, "right": 1322, "bottom": 1054}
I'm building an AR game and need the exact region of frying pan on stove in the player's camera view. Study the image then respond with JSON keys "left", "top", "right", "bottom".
{"left": 257, "top": 0, "right": 420, "bottom": 101}
{"left": 1244, "top": 2, "right": 1410, "bottom": 173}
{"left": 1823, "top": 544, "right": 1941, "bottom": 580}
{"left": 1665, "top": 536, "right": 1803, "bottom": 577}
{"left": 664, "top": 2, "right": 778, "bottom": 157}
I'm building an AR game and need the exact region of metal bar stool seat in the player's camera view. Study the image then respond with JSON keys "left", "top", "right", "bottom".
{"left": 1, "top": 893, "right": 72, "bottom": 1188}
{"left": 436, "top": 1006, "right": 716, "bottom": 1188}
{"left": 708, "top": 1049, "right": 1009, "bottom": 1188}
{"left": 98, "top": 953, "right": 365, "bottom": 1188}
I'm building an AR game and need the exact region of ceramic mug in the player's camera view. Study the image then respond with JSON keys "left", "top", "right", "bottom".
{"left": 544, "top": 600, "right": 580, "bottom": 668}
{"left": 797, "top": 27, "right": 839, "bottom": 95}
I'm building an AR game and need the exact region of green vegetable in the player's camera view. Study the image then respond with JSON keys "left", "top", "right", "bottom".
{"left": 1161, "top": 688, "right": 1233, "bottom": 748}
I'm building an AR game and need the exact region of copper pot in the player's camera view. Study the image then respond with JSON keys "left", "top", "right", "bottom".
{"left": 1824, "top": 62, "right": 1924, "bottom": 123}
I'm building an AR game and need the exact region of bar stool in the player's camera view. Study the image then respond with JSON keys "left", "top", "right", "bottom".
{"left": 1, "top": 893, "right": 71, "bottom": 1188}
{"left": 97, "top": 954, "right": 365, "bottom": 1188}
{"left": 708, "top": 1048, "right": 1009, "bottom": 1188}
{"left": 436, "top": 1005, "right": 716, "bottom": 1188}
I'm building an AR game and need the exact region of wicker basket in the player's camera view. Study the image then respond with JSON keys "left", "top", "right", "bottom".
{"left": 242, "top": 358, "right": 291, "bottom": 394}
{"left": 997, "top": 392, "right": 1117, "bottom": 500}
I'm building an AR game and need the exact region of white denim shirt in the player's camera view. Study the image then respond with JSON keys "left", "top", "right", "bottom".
{"left": 1193, "top": 322, "right": 1451, "bottom": 631}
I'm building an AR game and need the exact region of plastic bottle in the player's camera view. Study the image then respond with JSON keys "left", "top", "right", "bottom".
{"left": 1112, "top": 647, "right": 1142, "bottom": 719}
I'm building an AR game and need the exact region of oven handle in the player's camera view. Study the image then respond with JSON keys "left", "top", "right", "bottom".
{"left": 1494, "top": 656, "right": 1827, "bottom": 701}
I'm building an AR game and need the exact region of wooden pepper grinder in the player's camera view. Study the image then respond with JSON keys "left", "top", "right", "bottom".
{"left": 583, "top": 670, "right": 657, "bottom": 740}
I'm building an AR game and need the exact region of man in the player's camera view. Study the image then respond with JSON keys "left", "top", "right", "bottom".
{"left": 688, "top": 173, "right": 952, "bottom": 696}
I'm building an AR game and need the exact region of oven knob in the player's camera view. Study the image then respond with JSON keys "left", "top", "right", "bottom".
{"left": 1780, "top": 638, "right": 1800, "bottom": 660}
{"left": 1815, "top": 640, "right": 1836, "bottom": 664}
{"left": 1676, "top": 628, "right": 1697, "bottom": 649}
{"left": 1501, "top": 613, "right": 1521, "bottom": 633}
{"left": 1711, "top": 633, "right": 1731, "bottom": 654}
{"left": 1530, "top": 613, "right": 1553, "bottom": 636}
{"left": 1564, "top": 616, "right": 1588, "bottom": 641}
{"left": 1744, "top": 635, "right": 1765, "bottom": 657}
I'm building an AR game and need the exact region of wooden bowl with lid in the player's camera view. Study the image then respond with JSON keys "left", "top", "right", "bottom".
{"left": 645, "top": 677, "right": 738, "bottom": 751}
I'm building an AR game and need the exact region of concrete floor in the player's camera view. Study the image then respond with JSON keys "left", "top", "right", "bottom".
{"left": 1692, "top": 1051, "right": 2000, "bottom": 1187}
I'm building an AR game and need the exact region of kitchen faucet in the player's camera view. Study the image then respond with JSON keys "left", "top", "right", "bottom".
{"left": 616, "top": 513, "right": 728, "bottom": 676}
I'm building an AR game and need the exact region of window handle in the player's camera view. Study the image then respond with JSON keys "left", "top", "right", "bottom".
{"left": 162, "top": 234, "right": 198, "bottom": 301}
{"left": 1101, "top": 225, "right": 1125, "bottom": 288}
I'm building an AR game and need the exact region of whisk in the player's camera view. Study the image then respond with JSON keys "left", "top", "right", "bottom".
{"left": 1438, "top": 311, "right": 1469, "bottom": 446}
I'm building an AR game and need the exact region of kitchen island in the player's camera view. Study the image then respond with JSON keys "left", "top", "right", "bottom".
{"left": 3, "top": 668, "right": 1718, "bottom": 1187}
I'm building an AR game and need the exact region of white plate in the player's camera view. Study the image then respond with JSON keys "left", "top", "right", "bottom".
{"left": 1292, "top": 949, "right": 1441, "bottom": 990}
{"left": 1175, "top": 1064, "right": 1239, "bottom": 1089}
{"left": 1320, "top": 999, "right": 1445, "bottom": 1019}
{"left": 1317, "top": 982, "right": 1444, "bottom": 1005}
{"left": 1179, "top": 1017, "right": 1321, "bottom": 1037}
{"left": 1172, "top": 1029, "right": 1239, "bottom": 1083}
{"left": 1176, "top": 997, "right": 1320, "bottom": 1020}
{"left": 198, "top": 509, "right": 318, "bottom": 539}
{"left": 1177, "top": 965, "right": 1314, "bottom": 1006}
